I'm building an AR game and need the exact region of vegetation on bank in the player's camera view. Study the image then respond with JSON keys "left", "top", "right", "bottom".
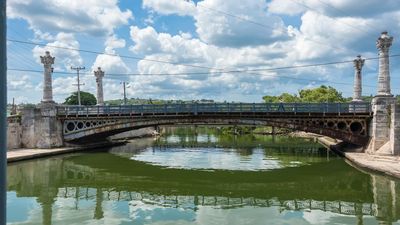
{"left": 262, "top": 85, "right": 388, "bottom": 103}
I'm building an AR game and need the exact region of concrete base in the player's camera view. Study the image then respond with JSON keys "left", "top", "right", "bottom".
{"left": 19, "top": 104, "right": 64, "bottom": 149}
{"left": 7, "top": 122, "right": 21, "bottom": 149}
{"left": 366, "top": 96, "right": 397, "bottom": 155}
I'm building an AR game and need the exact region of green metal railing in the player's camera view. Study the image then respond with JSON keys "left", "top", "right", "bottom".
{"left": 56, "top": 102, "right": 372, "bottom": 117}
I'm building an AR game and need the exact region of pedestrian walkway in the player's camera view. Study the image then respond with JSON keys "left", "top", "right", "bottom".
{"left": 7, "top": 141, "right": 125, "bottom": 163}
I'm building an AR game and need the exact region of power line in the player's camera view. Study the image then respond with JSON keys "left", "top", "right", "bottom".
{"left": 7, "top": 39, "right": 226, "bottom": 71}
{"left": 8, "top": 53, "right": 400, "bottom": 77}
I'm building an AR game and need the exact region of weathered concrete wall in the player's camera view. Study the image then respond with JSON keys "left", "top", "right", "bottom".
{"left": 108, "top": 127, "right": 157, "bottom": 140}
{"left": 390, "top": 104, "right": 400, "bottom": 155}
{"left": 367, "top": 96, "right": 396, "bottom": 154}
{"left": 20, "top": 105, "right": 64, "bottom": 149}
{"left": 7, "top": 121, "right": 22, "bottom": 149}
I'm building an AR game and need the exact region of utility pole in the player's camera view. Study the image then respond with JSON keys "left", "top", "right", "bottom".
{"left": 71, "top": 66, "right": 85, "bottom": 105}
{"left": 0, "top": 0, "right": 6, "bottom": 223}
{"left": 121, "top": 82, "right": 129, "bottom": 105}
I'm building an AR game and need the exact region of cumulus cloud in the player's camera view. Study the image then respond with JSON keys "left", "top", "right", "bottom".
{"left": 92, "top": 35, "right": 130, "bottom": 76}
{"left": 268, "top": 0, "right": 400, "bottom": 18}
{"left": 194, "top": 0, "right": 289, "bottom": 47}
{"left": 7, "top": 74, "right": 34, "bottom": 91}
{"left": 7, "top": 0, "right": 133, "bottom": 36}
{"left": 32, "top": 32, "right": 83, "bottom": 71}
{"left": 142, "top": 0, "right": 196, "bottom": 17}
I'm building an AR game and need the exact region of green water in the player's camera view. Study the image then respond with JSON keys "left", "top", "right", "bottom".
{"left": 7, "top": 127, "right": 400, "bottom": 225}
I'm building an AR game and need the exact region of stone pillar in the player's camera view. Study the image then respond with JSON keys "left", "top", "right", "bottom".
{"left": 352, "top": 55, "right": 365, "bottom": 102}
{"left": 94, "top": 67, "right": 105, "bottom": 106}
{"left": 376, "top": 32, "right": 393, "bottom": 96}
{"left": 367, "top": 32, "right": 396, "bottom": 154}
{"left": 40, "top": 51, "right": 55, "bottom": 103}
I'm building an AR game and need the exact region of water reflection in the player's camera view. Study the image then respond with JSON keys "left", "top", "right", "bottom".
{"left": 7, "top": 127, "right": 400, "bottom": 225}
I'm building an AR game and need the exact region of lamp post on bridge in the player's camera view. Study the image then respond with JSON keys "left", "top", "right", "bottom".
{"left": 40, "top": 51, "right": 55, "bottom": 104}
{"left": 352, "top": 55, "right": 365, "bottom": 102}
{"left": 94, "top": 67, "right": 105, "bottom": 106}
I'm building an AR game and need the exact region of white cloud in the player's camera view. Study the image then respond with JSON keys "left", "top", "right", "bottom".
{"left": 130, "top": 26, "right": 162, "bottom": 54}
{"left": 91, "top": 35, "right": 130, "bottom": 76}
{"left": 7, "top": 74, "right": 33, "bottom": 91}
{"left": 32, "top": 32, "right": 83, "bottom": 71}
{"left": 142, "top": 0, "right": 196, "bottom": 17}
{"left": 268, "top": 0, "right": 400, "bottom": 18}
{"left": 7, "top": 0, "right": 133, "bottom": 37}
{"left": 194, "top": 0, "right": 289, "bottom": 47}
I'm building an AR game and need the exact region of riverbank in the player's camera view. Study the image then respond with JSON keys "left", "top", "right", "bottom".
{"left": 292, "top": 131, "right": 400, "bottom": 179}
{"left": 7, "top": 141, "right": 126, "bottom": 163}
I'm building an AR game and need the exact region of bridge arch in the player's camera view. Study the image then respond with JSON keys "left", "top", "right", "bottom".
{"left": 61, "top": 114, "right": 371, "bottom": 145}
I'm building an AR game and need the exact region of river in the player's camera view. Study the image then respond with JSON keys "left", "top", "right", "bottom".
{"left": 7, "top": 127, "right": 400, "bottom": 225}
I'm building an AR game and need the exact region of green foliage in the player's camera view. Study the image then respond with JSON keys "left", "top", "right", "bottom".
{"left": 298, "top": 85, "right": 345, "bottom": 103}
{"left": 64, "top": 91, "right": 97, "bottom": 105}
{"left": 262, "top": 93, "right": 300, "bottom": 103}
{"left": 263, "top": 85, "right": 345, "bottom": 103}
{"left": 396, "top": 95, "right": 400, "bottom": 104}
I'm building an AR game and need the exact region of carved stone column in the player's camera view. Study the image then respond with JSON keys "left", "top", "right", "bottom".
{"left": 40, "top": 51, "right": 55, "bottom": 103}
{"left": 94, "top": 67, "right": 105, "bottom": 106}
{"left": 376, "top": 31, "right": 393, "bottom": 96}
{"left": 352, "top": 55, "right": 365, "bottom": 102}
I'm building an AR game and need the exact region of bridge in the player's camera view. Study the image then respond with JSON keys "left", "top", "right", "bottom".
{"left": 5, "top": 31, "right": 400, "bottom": 156}
{"left": 56, "top": 102, "right": 372, "bottom": 145}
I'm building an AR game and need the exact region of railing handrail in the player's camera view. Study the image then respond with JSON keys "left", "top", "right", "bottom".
{"left": 55, "top": 102, "right": 372, "bottom": 116}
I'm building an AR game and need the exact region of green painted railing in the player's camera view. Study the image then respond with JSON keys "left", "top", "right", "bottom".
{"left": 56, "top": 102, "right": 372, "bottom": 117}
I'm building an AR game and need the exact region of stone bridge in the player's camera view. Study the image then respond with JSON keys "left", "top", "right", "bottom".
{"left": 56, "top": 102, "right": 372, "bottom": 145}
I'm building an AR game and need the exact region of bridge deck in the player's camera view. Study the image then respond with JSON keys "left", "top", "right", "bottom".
{"left": 56, "top": 102, "right": 372, "bottom": 117}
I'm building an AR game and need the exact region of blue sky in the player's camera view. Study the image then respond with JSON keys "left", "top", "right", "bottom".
{"left": 6, "top": 0, "right": 400, "bottom": 104}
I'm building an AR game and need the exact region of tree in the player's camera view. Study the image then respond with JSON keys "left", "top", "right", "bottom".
{"left": 299, "top": 85, "right": 345, "bottom": 103}
{"left": 64, "top": 91, "right": 97, "bottom": 105}
{"left": 262, "top": 85, "right": 345, "bottom": 103}
{"left": 262, "top": 93, "right": 299, "bottom": 103}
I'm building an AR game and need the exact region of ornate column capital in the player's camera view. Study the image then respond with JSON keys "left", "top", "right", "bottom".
{"left": 40, "top": 51, "right": 55, "bottom": 67}
{"left": 353, "top": 55, "right": 365, "bottom": 71}
{"left": 94, "top": 67, "right": 105, "bottom": 79}
{"left": 376, "top": 31, "right": 393, "bottom": 52}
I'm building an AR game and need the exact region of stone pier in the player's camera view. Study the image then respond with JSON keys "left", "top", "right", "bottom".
{"left": 94, "top": 67, "right": 105, "bottom": 106}
{"left": 367, "top": 32, "right": 399, "bottom": 155}
{"left": 12, "top": 52, "right": 64, "bottom": 149}
{"left": 20, "top": 105, "right": 63, "bottom": 149}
